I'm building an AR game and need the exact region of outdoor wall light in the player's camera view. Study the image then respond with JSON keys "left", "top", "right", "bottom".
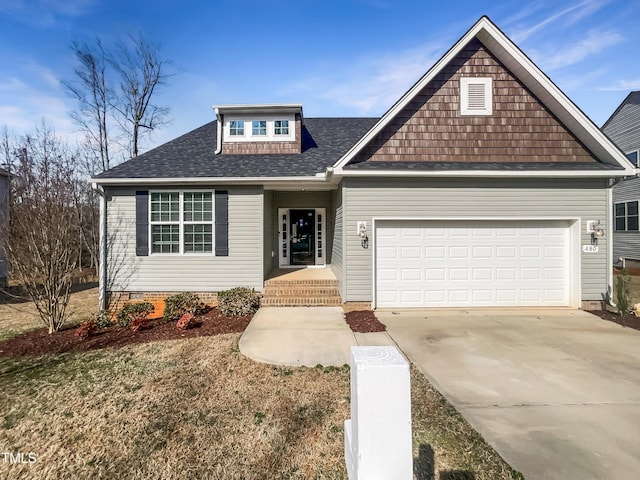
{"left": 591, "top": 224, "right": 604, "bottom": 245}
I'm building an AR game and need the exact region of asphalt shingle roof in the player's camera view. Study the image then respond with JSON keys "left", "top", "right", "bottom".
{"left": 343, "top": 161, "right": 621, "bottom": 171}
{"left": 95, "top": 117, "right": 379, "bottom": 179}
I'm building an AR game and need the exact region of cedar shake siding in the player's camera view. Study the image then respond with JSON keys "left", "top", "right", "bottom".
{"left": 221, "top": 114, "right": 302, "bottom": 155}
{"left": 352, "top": 39, "right": 598, "bottom": 165}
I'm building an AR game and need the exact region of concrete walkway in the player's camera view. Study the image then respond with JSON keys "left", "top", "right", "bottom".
{"left": 378, "top": 309, "right": 640, "bottom": 480}
{"left": 239, "top": 307, "right": 395, "bottom": 366}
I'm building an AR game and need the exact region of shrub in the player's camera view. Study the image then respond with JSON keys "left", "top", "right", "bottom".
{"left": 615, "top": 269, "right": 632, "bottom": 315}
{"left": 163, "top": 292, "right": 204, "bottom": 323}
{"left": 91, "top": 310, "right": 112, "bottom": 329}
{"left": 129, "top": 317, "right": 149, "bottom": 333}
{"left": 176, "top": 313, "right": 196, "bottom": 330}
{"left": 218, "top": 287, "right": 260, "bottom": 316}
{"left": 75, "top": 320, "right": 96, "bottom": 339}
{"left": 116, "top": 302, "right": 154, "bottom": 327}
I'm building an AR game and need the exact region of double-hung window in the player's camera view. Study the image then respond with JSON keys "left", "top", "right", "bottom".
{"left": 150, "top": 191, "right": 214, "bottom": 254}
{"left": 252, "top": 120, "right": 267, "bottom": 136}
{"left": 615, "top": 200, "right": 639, "bottom": 232}
{"left": 229, "top": 120, "right": 244, "bottom": 136}
{"left": 274, "top": 119, "right": 289, "bottom": 135}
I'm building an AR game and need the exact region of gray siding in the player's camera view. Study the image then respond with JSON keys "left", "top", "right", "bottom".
{"left": 603, "top": 93, "right": 640, "bottom": 262}
{"left": 612, "top": 176, "right": 640, "bottom": 261}
{"left": 263, "top": 190, "right": 275, "bottom": 275}
{"left": 602, "top": 92, "right": 640, "bottom": 154}
{"left": 106, "top": 186, "right": 263, "bottom": 292}
{"left": 0, "top": 174, "right": 7, "bottom": 285}
{"left": 343, "top": 177, "right": 608, "bottom": 303}
{"left": 331, "top": 187, "right": 344, "bottom": 297}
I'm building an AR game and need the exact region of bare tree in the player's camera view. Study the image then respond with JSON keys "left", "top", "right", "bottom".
{"left": 63, "top": 39, "right": 113, "bottom": 172}
{"left": 109, "top": 34, "right": 170, "bottom": 158}
{"left": 1, "top": 124, "right": 81, "bottom": 333}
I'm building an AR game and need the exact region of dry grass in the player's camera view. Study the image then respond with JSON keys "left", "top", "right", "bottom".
{"left": 0, "top": 333, "right": 519, "bottom": 480}
{"left": 0, "top": 335, "right": 350, "bottom": 479}
{"left": 0, "top": 286, "right": 98, "bottom": 341}
{"left": 0, "top": 287, "right": 519, "bottom": 479}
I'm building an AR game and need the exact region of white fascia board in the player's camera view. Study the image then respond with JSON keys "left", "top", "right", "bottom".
{"left": 332, "top": 16, "right": 636, "bottom": 175}
{"left": 213, "top": 104, "right": 303, "bottom": 115}
{"left": 333, "top": 168, "right": 631, "bottom": 179}
{"left": 90, "top": 175, "right": 327, "bottom": 186}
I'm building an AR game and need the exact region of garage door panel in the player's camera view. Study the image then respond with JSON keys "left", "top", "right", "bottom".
{"left": 376, "top": 221, "right": 570, "bottom": 308}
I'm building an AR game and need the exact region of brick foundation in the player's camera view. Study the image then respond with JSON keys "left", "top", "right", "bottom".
{"left": 581, "top": 300, "right": 605, "bottom": 311}
{"left": 342, "top": 302, "right": 373, "bottom": 312}
{"left": 107, "top": 291, "right": 220, "bottom": 316}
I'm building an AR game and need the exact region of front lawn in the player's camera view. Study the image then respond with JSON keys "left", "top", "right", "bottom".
{"left": 0, "top": 333, "right": 519, "bottom": 479}
{"left": 0, "top": 287, "right": 520, "bottom": 479}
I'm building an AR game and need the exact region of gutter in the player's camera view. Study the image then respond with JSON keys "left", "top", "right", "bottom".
{"left": 91, "top": 182, "right": 108, "bottom": 311}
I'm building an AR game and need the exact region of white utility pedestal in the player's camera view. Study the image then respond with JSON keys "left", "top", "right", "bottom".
{"left": 344, "top": 346, "right": 413, "bottom": 479}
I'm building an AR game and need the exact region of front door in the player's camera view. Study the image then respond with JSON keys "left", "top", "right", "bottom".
{"left": 278, "top": 208, "right": 325, "bottom": 267}
{"left": 290, "top": 209, "right": 315, "bottom": 265}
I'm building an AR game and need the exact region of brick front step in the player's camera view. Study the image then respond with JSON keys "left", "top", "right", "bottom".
{"left": 261, "top": 278, "right": 342, "bottom": 307}
{"left": 261, "top": 296, "right": 343, "bottom": 307}
{"left": 262, "top": 287, "right": 341, "bottom": 297}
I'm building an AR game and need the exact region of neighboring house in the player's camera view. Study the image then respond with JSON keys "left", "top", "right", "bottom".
{"left": 91, "top": 16, "right": 635, "bottom": 312}
{"left": 602, "top": 91, "right": 640, "bottom": 262}
{"left": 0, "top": 167, "right": 8, "bottom": 288}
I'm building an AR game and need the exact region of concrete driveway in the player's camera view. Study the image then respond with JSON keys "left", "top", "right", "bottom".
{"left": 378, "top": 309, "right": 640, "bottom": 480}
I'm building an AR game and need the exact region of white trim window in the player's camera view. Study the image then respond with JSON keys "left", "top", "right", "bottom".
{"left": 615, "top": 200, "right": 639, "bottom": 232}
{"left": 229, "top": 120, "right": 244, "bottom": 136}
{"left": 274, "top": 119, "right": 289, "bottom": 135}
{"left": 626, "top": 150, "right": 639, "bottom": 167}
{"left": 460, "top": 77, "right": 493, "bottom": 115}
{"left": 252, "top": 120, "right": 267, "bottom": 136}
{"left": 150, "top": 191, "right": 214, "bottom": 254}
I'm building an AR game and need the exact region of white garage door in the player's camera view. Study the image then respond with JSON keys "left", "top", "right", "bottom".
{"left": 375, "top": 221, "right": 571, "bottom": 308}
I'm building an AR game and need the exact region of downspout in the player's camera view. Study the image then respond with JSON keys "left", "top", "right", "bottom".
{"left": 92, "top": 182, "right": 108, "bottom": 311}
{"left": 214, "top": 107, "right": 222, "bottom": 155}
{"left": 606, "top": 177, "right": 625, "bottom": 308}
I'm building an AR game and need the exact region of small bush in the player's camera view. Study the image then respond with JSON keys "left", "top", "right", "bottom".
{"left": 163, "top": 292, "right": 204, "bottom": 323}
{"left": 176, "top": 313, "right": 196, "bottom": 330}
{"left": 91, "top": 310, "right": 112, "bottom": 329}
{"left": 116, "top": 302, "right": 154, "bottom": 327}
{"left": 75, "top": 321, "right": 96, "bottom": 339}
{"left": 615, "top": 269, "right": 632, "bottom": 315}
{"left": 218, "top": 287, "right": 260, "bottom": 316}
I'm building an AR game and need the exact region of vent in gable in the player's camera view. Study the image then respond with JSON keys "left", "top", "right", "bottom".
{"left": 460, "top": 77, "right": 492, "bottom": 115}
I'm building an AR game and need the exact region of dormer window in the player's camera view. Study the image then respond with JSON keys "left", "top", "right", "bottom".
{"left": 626, "top": 150, "right": 639, "bottom": 167}
{"left": 460, "top": 77, "right": 493, "bottom": 115}
{"left": 252, "top": 120, "right": 267, "bottom": 136}
{"left": 274, "top": 120, "right": 289, "bottom": 135}
{"left": 229, "top": 120, "right": 244, "bottom": 136}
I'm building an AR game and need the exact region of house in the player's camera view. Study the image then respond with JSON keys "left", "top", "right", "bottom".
{"left": 602, "top": 91, "right": 640, "bottom": 263}
{"left": 91, "top": 16, "right": 636, "bottom": 312}
{"left": 0, "top": 167, "right": 9, "bottom": 288}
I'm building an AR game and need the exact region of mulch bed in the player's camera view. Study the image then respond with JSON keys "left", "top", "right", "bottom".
{"left": 345, "top": 310, "right": 386, "bottom": 333}
{"left": 0, "top": 308, "right": 252, "bottom": 358}
{"left": 588, "top": 310, "right": 640, "bottom": 331}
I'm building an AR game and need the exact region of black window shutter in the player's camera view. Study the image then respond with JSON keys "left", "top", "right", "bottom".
{"left": 135, "top": 191, "right": 149, "bottom": 256}
{"left": 215, "top": 190, "right": 229, "bottom": 256}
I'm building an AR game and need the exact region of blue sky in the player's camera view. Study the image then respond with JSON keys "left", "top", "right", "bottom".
{"left": 1, "top": 0, "right": 639, "bottom": 156}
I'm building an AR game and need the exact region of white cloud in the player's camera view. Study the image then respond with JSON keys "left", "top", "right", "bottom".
{"left": 0, "top": 73, "right": 75, "bottom": 138}
{"left": 0, "top": 0, "right": 95, "bottom": 26}
{"left": 510, "top": 0, "right": 608, "bottom": 43}
{"left": 532, "top": 29, "right": 623, "bottom": 72}
{"left": 599, "top": 79, "right": 640, "bottom": 91}
{"left": 25, "top": 61, "right": 60, "bottom": 88}
{"left": 282, "top": 42, "right": 445, "bottom": 115}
